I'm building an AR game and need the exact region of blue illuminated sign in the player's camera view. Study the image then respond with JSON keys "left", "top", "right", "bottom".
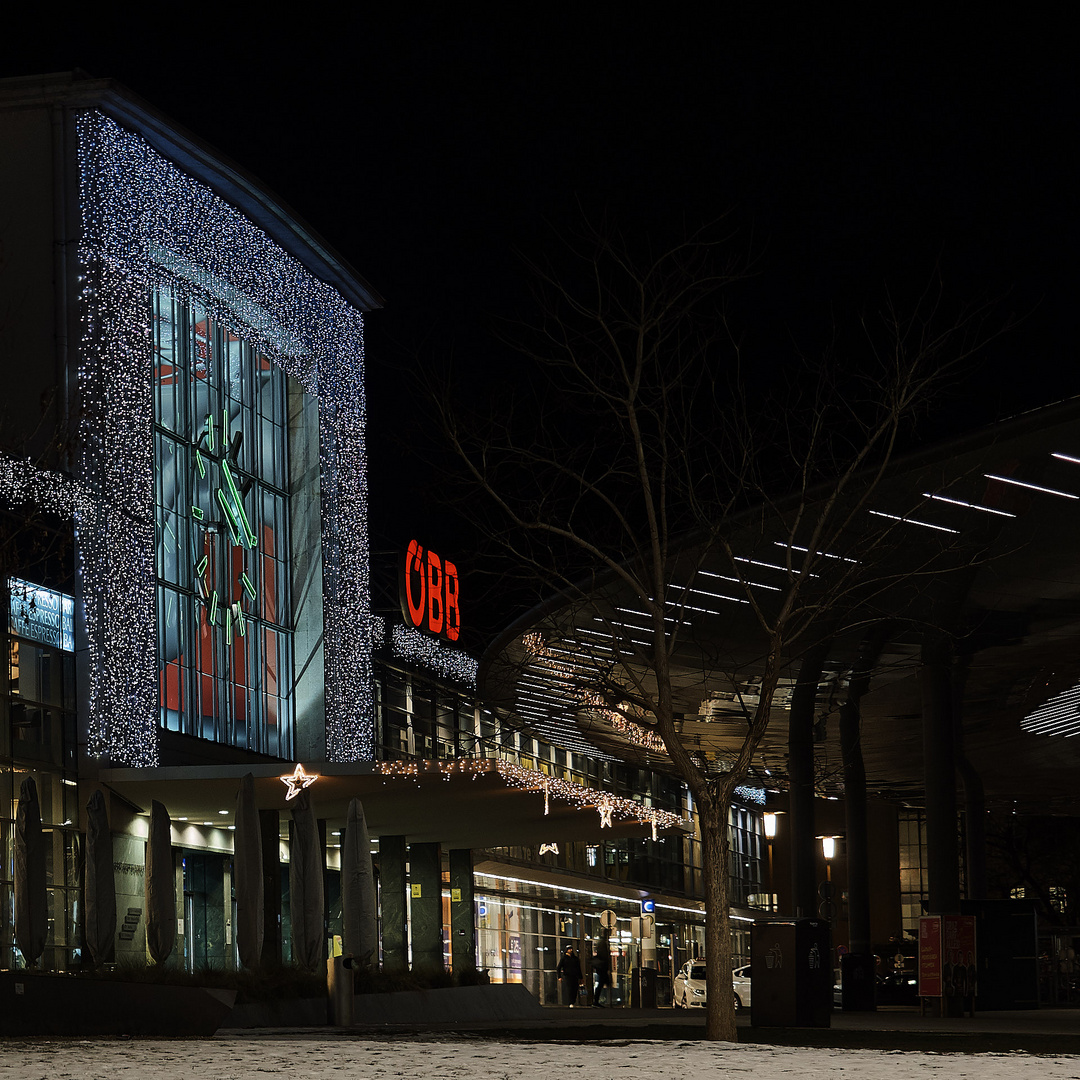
{"left": 8, "top": 577, "right": 75, "bottom": 652}
{"left": 642, "top": 899, "right": 655, "bottom": 914}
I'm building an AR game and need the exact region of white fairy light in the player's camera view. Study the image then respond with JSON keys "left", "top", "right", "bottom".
{"left": 374, "top": 758, "right": 685, "bottom": 832}
{"left": 389, "top": 622, "right": 478, "bottom": 687}
{"left": 75, "top": 111, "right": 374, "bottom": 765}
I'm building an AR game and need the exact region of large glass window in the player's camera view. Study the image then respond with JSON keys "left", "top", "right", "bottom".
{"left": 153, "top": 288, "right": 293, "bottom": 756}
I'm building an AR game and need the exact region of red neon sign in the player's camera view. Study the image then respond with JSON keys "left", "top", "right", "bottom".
{"left": 401, "top": 540, "right": 461, "bottom": 641}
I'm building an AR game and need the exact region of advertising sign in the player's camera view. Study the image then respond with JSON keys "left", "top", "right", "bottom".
{"left": 942, "top": 914, "right": 977, "bottom": 997}
{"left": 920, "top": 914, "right": 976, "bottom": 997}
{"left": 399, "top": 540, "right": 461, "bottom": 641}
{"left": 8, "top": 577, "right": 74, "bottom": 652}
{"left": 918, "top": 916, "right": 942, "bottom": 997}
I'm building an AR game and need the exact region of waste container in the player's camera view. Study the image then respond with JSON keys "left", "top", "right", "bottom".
{"left": 327, "top": 955, "right": 355, "bottom": 1025}
{"left": 630, "top": 967, "right": 658, "bottom": 1008}
{"left": 751, "top": 919, "right": 831, "bottom": 1027}
{"left": 840, "top": 951, "right": 876, "bottom": 1011}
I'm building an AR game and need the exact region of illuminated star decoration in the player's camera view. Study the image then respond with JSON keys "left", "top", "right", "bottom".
{"left": 539, "top": 843, "right": 560, "bottom": 855}
{"left": 598, "top": 798, "right": 614, "bottom": 829}
{"left": 280, "top": 763, "right": 319, "bottom": 801}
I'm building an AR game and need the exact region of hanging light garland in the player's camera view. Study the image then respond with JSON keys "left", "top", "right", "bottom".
{"left": 75, "top": 110, "right": 374, "bottom": 765}
{"left": 374, "top": 757, "right": 685, "bottom": 832}
{"left": 523, "top": 634, "right": 669, "bottom": 755}
{"left": 388, "top": 622, "right": 478, "bottom": 687}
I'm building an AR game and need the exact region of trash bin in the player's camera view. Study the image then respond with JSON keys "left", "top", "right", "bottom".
{"left": 840, "top": 951, "right": 876, "bottom": 1011}
{"left": 327, "top": 955, "right": 355, "bottom": 1026}
{"left": 751, "top": 919, "right": 831, "bottom": 1027}
{"left": 630, "top": 967, "right": 658, "bottom": 1008}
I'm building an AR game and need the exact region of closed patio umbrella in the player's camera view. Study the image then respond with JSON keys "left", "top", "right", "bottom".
{"left": 289, "top": 789, "right": 325, "bottom": 973}
{"left": 84, "top": 789, "right": 116, "bottom": 966}
{"left": 234, "top": 772, "right": 264, "bottom": 970}
{"left": 145, "top": 800, "right": 175, "bottom": 964}
{"left": 15, "top": 776, "right": 47, "bottom": 966}
{"left": 341, "top": 797, "right": 377, "bottom": 969}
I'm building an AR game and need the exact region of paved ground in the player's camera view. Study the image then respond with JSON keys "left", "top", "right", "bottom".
{"left": 228, "top": 1004, "right": 1080, "bottom": 1055}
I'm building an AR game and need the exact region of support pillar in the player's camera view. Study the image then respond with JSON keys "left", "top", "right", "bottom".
{"left": 921, "top": 633, "right": 960, "bottom": 914}
{"left": 380, "top": 835, "right": 408, "bottom": 972}
{"left": 789, "top": 643, "right": 828, "bottom": 917}
{"left": 449, "top": 848, "right": 476, "bottom": 978}
{"left": 952, "top": 661, "right": 987, "bottom": 900}
{"left": 259, "top": 809, "right": 282, "bottom": 968}
{"left": 838, "top": 628, "right": 887, "bottom": 1011}
{"left": 410, "top": 841, "right": 444, "bottom": 973}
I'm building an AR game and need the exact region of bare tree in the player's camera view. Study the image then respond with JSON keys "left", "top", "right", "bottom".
{"left": 433, "top": 217, "right": 1002, "bottom": 1040}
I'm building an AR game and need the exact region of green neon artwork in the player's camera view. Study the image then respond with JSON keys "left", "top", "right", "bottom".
{"left": 191, "top": 408, "right": 259, "bottom": 642}
{"left": 221, "top": 460, "right": 257, "bottom": 547}
{"left": 216, "top": 489, "right": 243, "bottom": 546}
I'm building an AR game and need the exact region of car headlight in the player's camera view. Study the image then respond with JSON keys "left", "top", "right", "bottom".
{"left": 692, "top": 988, "right": 706, "bottom": 996}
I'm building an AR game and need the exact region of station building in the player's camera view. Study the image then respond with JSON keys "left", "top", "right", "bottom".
{"left": 0, "top": 73, "right": 766, "bottom": 1004}
{"left": 8, "top": 73, "right": 1074, "bottom": 1015}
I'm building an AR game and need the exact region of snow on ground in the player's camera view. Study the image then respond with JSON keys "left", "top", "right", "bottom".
{"left": 1, "top": 1037, "right": 1080, "bottom": 1080}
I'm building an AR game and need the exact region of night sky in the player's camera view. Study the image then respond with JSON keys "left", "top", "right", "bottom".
{"left": 4, "top": 9, "right": 1077, "bottom": 636}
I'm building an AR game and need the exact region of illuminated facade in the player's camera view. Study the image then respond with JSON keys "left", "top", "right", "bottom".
{"left": 0, "top": 74, "right": 751, "bottom": 1003}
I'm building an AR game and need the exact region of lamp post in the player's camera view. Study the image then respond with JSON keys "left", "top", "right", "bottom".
{"left": 763, "top": 812, "right": 778, "bottom": 913}
{"left": 818, "top": 835, "right": 839, "bottom": 927}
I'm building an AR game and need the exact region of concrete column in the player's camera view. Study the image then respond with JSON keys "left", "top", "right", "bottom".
{"left": 410, "top": 841, "right": 444, "bottom": 974}
{"left": 259, "top": 809, "right": 282, "bottom": 968}
{"left": 952, "top": 661, "right": 987, "bottom": 900}
{"left": 838, "top": 629, "right": 887, "bottom": 1011}
{"left": 789, "top": 644, "right": 828, "bottom": 917}
{"left": 449, "top": 848, "right": 476, "bottom": 977}
{"left": 921, "top": 634, "right": 960, "bottom": 914}
{"left": 380, "top": 835, "right": 408, "bottom": 972}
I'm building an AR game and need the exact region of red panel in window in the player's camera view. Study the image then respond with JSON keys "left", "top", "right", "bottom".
{"left": 261, "top": 523, "right": 277, "bottom": 625}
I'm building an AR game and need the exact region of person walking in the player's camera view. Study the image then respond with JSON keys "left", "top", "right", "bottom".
{"left": 593, "top": 931, "right": 613, "bottom": 1006}
{"left": 557, "top": 944, "right": 583, "bottom": 1006}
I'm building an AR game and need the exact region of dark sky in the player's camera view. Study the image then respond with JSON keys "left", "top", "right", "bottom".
{"left": 4, "top": 9, "right": 1077, "bottom": 634}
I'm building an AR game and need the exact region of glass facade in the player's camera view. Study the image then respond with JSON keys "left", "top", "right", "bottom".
{"left": 153, "top": 288, "right": 294, "bottom": 756}
{"left": 1, "top": 625, "right": 81, "bottom": 970}
{"left": 374, "top": 654, "right": 767, "bottom": 982}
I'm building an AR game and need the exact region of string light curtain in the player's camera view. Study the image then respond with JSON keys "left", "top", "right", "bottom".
{"left": 76, "top": 110, "right": 373, "bottom": 765}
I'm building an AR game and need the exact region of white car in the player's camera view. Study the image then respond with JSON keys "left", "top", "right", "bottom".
{"left": 674, "top": 960, "right": 752, "bottom": 1011}
{"left": 675, "top": 959, "right": 707, "bottom": 1008}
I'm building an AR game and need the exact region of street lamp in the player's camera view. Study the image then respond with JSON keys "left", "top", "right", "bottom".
{"left": 763, "top": 812, "right": 778, "bottom": 912}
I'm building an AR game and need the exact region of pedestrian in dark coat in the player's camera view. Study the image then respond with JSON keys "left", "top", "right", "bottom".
{"left": 557, "top": 944, "right": 583, "bottom": 1006}
{"left": 593, "top": 930, "right": 613, "bottom": 1006}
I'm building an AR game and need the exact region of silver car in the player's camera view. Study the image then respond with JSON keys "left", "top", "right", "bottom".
{"left": 675, "top": 959, "right": 707, "bottom": 1008}
{"left": 674, "top": 960, "right": 752, "bottom": 1011}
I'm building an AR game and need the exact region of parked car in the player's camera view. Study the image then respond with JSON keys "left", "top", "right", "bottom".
{"left": 832, "top": 969, "right": 919, "bottom": 1007}
{"left": 674, "top": 960, "right": 752, "bottom": 1012}
{"left": 732, "top": 964, "right": 752, "bottom": 1011}
{"left": 675, "top": 959, "right": 707, "bottom": 1008}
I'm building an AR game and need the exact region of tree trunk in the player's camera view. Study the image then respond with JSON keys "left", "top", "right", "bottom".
{"left": 701, "top": 794, "right": 737, "bottom": 1041}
